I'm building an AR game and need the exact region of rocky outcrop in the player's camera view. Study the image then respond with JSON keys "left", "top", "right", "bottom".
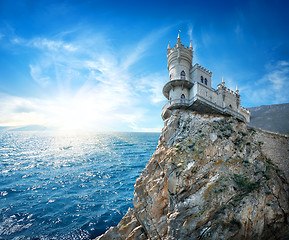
{"left": 95, "top": 208, "right": 147, "bottom": 240}
{"left": 97, "top": 110, "right": 289, "bottom": 240}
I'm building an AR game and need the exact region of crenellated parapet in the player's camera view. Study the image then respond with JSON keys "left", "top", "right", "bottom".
{"left": 167, "top": 46, "right": 193, "bottom": 70}
{"left": 192, "top": 63, "right": 212, "bottom": 76}
{"left": 167, "top": 33, "right": 193, "bottom": 81}
{"left": 217, "top": 83, "right": 239, "bottom": 97}
{"left": 162, "top": 32, "right": 250, "bottom": 123}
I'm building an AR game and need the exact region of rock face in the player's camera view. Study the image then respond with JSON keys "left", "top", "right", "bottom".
{"left": 97, "top": 110, "right": 289, "bottom": 240}
{"left": 248, "top": 103, "right": 289, "bottom": 135}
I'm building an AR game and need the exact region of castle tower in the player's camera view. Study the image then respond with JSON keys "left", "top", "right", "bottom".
{"left": 162, "top": 32, "right": 250, "bottom": 123}
{"left": 163, "top": 32, "right": 194, "bottom": 106}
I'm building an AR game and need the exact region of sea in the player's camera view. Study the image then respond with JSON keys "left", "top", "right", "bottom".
{"left": 0, "top": 131, "right": 160, "bottom": 239}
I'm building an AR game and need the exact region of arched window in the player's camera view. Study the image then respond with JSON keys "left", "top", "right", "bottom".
{"left": 181, "top": 94, "right": 185, "bottom": 103}
{"left": 205, "top": 78, "right": 208, "bottom": 85}
{"left": 201, "top": 76, "right": 203, "bottom": 83}
{"left": 169, "top": 74, "right": 172, "bottom": 80}
{"left": 181, "top": 71, "right": 186, "bottom": 80}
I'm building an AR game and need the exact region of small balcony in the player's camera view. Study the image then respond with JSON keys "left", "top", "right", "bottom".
{"left": 162, "top": 79, "right": 194, "bottom": 99}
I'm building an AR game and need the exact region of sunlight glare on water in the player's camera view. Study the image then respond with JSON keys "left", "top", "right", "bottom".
{"left": 0, "top": 131, "right": 160, "bottom": 239}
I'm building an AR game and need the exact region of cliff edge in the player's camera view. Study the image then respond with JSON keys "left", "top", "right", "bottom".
{"left": 96, "top": 110, "right": 289, "bottom": 240}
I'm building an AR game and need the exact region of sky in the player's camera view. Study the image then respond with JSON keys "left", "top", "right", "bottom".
{"left": 0, "top": 0, "right": 289, "bottom": 132}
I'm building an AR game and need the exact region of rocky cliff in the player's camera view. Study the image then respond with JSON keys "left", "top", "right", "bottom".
{"left": 96, "top": 110, "right": 289, "bottom": 240}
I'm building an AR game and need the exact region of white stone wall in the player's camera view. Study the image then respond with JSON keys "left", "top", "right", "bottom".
{"left": 190, "top": 65, "right": 212, "bottom": 88}
{"left": 241, "top": 108, "right": 250, "bottom": 122}
{"left": 216, "top": 92, "right": 223, "bottom": 107}
{"left": 189, "top": 84, "right": 198, "bottom": 100}
{"left": 220, "top": 89, "right": 239, "bottom": 112}
{"left": 168, "top": 59, "right": 191, "bottom": 81}
{"left": 196, "top": 83, "right": 218, "bottom": 104}
{"left": 169, "top": 86, "right": 190, "bottom": 101}
{"left": 165, "top": 40, "right": 250, "bottom": 123}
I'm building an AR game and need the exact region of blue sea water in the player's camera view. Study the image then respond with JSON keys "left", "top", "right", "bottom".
{"left": 0, "top": 131, "right": 160, "bottom": 239}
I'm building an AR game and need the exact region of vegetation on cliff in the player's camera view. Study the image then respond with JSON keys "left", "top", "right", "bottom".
{"left": 97, "top": 110, "right": 289, "bottom": 240}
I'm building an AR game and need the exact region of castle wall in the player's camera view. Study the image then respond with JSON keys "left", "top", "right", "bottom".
{"left": 190, "top": 68, "right": 198, "bottom": 83}
{"left": 189, "top": 84, "right": 198, "bottom": 99}
{"left": 223, "top": 91, "right": 238, "bottom": 111}
{"left": 216, "top": 92, "right": 223, "bottom": 107}
{"left": 213, "top": 86, "right": 240, "bottom": 112}
{"left": 195, "top": 83, "right": 218, "bottom": 104}
{"left": 169, "top": 86, "right": 190, "bottom": 101}
{"left": 241, "top": 108, "right": 250, "bottom": 122}
{"left": 190, "top": 65, "right": 212, "bottom": 88}
{"left": 164, "top": 36, "right": 250, "bottom": 123}
{"left": 168, "top": 46, "right": 192, "bottom": 80}
{"left": 168, "top": 58, "right": 191, "bottom": 81}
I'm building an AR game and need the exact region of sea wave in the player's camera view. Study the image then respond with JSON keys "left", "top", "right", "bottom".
{"left": 0, "top": 131, "right": 159, "bottom": 239}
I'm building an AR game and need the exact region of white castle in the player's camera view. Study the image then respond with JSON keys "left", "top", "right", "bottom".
{"left": 162, "top": 33, "right": 250, "bottom": 123}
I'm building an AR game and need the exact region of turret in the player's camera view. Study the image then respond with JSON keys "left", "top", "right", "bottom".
{"left": 162, "top": 32, "right": 250, "bottom": 123}
{"left": 166, "top": 31, "right": 193, "bottom": 81}
{"left": 163, "top": 32, "right": 194, "bottom": 107}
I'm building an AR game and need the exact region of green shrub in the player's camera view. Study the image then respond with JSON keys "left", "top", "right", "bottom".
{"left": 230, "top": 218, "right": 241, "bottom": 229}
{"left": 233, "top": 174, "right": 259, "bottom": 193}
{"left": 223, "top": 132, "right": 232, "bottom": 138}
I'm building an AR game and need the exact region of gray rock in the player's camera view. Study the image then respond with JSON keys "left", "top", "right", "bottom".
{"left": 96, "top": 110, "right": 289, "bottom": 240}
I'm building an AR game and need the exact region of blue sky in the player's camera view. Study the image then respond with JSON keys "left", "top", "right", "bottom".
{"left": 0, "top": 0, "right": 289, "bottom": 132}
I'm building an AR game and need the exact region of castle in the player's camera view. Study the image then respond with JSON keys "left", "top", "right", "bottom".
{"left": 162, "top": 33, "right": 250, "bottom": 123}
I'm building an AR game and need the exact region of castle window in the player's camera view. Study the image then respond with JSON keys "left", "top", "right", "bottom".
{"left": 181, "top": 94, "right": 185, "bottom": 103}
{"left": 201, "top": 76, "right": 203, "bottom": 83}
{"left": 170, "top": 74, "right": 172, "bottom": 80}
{"left": 181, "top": 71, "right": 185, "bottom": 80}
{"left": 205, "top": 78, "right": 208, "bottom": 85}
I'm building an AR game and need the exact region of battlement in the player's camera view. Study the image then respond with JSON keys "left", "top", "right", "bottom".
{"left": 163, "top": 32, "right": 250, "bottom": 123}
{"left": 217, "top": 84, "right": 239, "bottom": 96}
{"left": 192, "top": 63, "right": 212, "bottom": 76}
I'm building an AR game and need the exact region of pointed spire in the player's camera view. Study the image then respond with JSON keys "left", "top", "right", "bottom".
{"left": 177, "top": 30, "right": 181, "bottom": 42}
{"left": 167, "top": 41, "right": 171, "bottom": 49}
{"left": 189, "top": 40, "right": 193, "bottom": 50}
{"left": 222, "top": 77, "right": 225, "bottom": 86}
{"left": 236, "top": 85, "right": 239, "bottom": 94}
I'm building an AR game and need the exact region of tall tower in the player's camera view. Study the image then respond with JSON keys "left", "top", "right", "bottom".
{"left": 163, "top": 32, "right": 194, "bottom": 107}
{"left": 162, "top": 32, "right": 250, "bottom": 123}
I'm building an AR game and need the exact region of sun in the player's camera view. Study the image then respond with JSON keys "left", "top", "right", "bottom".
{"left": 47, "top": 94, "right": 99, "bottom": 132}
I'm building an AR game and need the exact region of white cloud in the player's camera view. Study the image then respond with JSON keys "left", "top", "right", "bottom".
{"left": 29, "top": 64, "right": 51, "bottom": 86}
{"left": 8, "top": 36, "right": 78, "bottom": 52}
{"left": 30, "top": 38, "right": 77, "bottom": 52}
{"left": 0, "top": 27, "right": 170, "bottom": 131}
{"left": 266, "top": 69, "right": 288, "bottom": 91}
{"left": 120, "top": 27, "right": 169, "bottom": 70}
{"left": 260, "top": 61, "right": 289, "bottom": 95}
{"left": 137, "top": 73, "right": 167, "bottom": 104}
{"left": 278, "top": 61, "right": 289, "bottom": 67}
{"left": 242, "top": 61, "right": 289, "bottom": 105}
{"left": 187, "top": 24, "right": 197, "bottom": 51}
{"left": 187, "top": 27, "right": 193, "bottom": 40}
{"left": 0, "top": 93, "right": 48, "bottom": 127}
